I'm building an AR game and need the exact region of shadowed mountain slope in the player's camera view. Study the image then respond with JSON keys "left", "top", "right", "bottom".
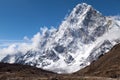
{"left": 74, "top": 43, "right": 120, "bottom": 78}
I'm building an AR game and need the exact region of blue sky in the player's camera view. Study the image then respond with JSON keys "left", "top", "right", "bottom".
{"left": 0, "top": 0, "right": 120, "bottom": 40}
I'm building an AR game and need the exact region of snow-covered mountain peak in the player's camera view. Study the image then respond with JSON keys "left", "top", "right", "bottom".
{"left": 1, "top": 3, "right": 120, "bottom": 74}
{"left": 56, "top": 3, "right": 107, "bottom": 45}
{"left": 72, "top": 3, "right": 91, "bottom": 15}
{"left": 65, "top": 3, "right": 91, "bottom": 24}
{"left": 59, "top": 3, "right": 104, "bottom": 31}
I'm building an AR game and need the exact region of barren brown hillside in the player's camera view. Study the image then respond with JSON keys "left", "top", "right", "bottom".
{"left": 0, "top": 43, "right": 120, "bottom": 80}
{"left": 74, "top": 43, "right": 120, "bottom": 78}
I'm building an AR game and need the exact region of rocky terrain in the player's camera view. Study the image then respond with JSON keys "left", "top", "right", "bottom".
{"left": 0, "top": 43, "right": 120, "bottom": 80}
{"left": 74, "top": 43, "right": 120, "bottom": 78}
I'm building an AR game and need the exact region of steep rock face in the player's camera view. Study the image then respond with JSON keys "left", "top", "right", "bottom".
{"left": 1, "top": 3, "right": 120, "bottom": 73}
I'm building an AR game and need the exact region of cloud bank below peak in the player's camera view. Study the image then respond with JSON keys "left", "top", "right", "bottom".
{"left": 0, "top": 27, "right": 57, "bottom": 61}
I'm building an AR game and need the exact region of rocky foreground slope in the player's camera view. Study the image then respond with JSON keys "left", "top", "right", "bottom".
{"left": 74, "top": 43, "right": 120, "bottom": 78}
{"left": 0, "top": 43, "right": 120, "bottom": 80}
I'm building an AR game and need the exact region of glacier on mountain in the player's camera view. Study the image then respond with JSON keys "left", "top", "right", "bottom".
{"left": 1, "top": 3, "right": 120, "bottom": 74}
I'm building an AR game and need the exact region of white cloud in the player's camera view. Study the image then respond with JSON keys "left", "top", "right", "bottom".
{"left": 1, "top": 44, "right": 17, "bottom": 54}
{"left": 31, "top": 32, "right": 41, "bottom": 49}
{"left": 109, "top": 15, "right": 120, "bottom": 20}
{"left": 0, "top": 44, "right": 18, "bottom": 60}
{"left": 0, "top": 26, "right": 56, "bottom": 61}
{"left": 24, "top": 36, "right": 30, "bottom": 41}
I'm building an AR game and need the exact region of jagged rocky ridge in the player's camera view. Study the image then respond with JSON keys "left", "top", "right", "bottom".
{"left": 1, "top": 3, "right": 120, "bottom": 73}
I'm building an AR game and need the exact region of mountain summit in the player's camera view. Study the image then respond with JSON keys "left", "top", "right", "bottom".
{"left": 1, "top": 3, "right": 120, "bottom": 74}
